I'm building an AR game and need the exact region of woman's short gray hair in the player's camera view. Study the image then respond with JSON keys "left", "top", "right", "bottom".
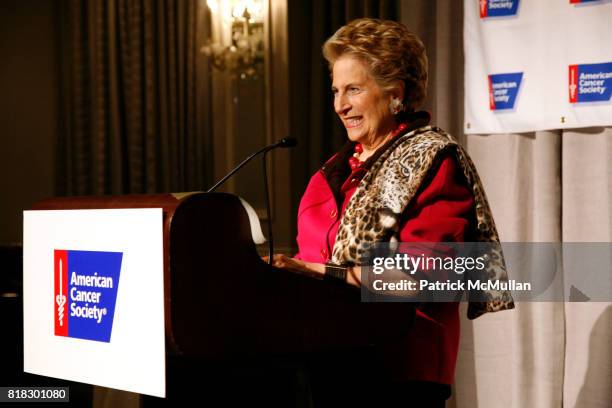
{"left": 322, "top": 18, "right": 428, "bottom": 112}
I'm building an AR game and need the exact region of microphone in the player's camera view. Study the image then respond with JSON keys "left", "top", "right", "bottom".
{"left": 206, "top": 137, "right": 298, "bottom": 265}
{"left": 206, "top": 137, "right": 297, "bottom": 193}
{"left": 276, "top": 137, "right": 298, "bottom": 148}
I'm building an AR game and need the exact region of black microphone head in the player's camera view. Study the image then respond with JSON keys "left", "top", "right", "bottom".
{"left": 277, "top": 137, "right": 298, "bottom": 148}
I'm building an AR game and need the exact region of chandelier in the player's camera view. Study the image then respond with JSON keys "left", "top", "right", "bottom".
{"left": 202, "top": 0, "right": 265, "bottom": 78}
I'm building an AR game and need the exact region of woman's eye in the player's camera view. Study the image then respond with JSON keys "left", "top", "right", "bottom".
{"left": 349, "top": 87, "right": 360, "bottom": 93}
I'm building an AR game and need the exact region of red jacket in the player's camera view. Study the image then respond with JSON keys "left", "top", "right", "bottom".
{"left": 295, "top": 153, "right": 474, "bottom": 385}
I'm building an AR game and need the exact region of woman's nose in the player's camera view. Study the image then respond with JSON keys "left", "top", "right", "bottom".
{"left": 334, "top": 94, "right": 350, "bottom": 115}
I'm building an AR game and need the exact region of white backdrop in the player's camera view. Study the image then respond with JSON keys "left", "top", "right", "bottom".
{"left": 464, "top": 0, "right": 612, "bottom": 134}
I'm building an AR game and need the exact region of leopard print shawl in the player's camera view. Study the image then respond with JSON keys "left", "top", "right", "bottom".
{"left": 331, "top": 126, "right": 514, "bottom": 319}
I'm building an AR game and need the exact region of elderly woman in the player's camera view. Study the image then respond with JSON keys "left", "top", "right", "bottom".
{"left": 270, "top": 18, "right": 512, "bottom": 407}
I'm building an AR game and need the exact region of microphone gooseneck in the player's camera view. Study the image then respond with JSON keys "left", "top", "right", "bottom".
{"left": 206, "top": 137, "right": 297, "bottom": 193}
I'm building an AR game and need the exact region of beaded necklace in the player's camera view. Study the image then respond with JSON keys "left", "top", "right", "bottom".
{"left": 348, "top": 122, "right": 408, "bottom": 170}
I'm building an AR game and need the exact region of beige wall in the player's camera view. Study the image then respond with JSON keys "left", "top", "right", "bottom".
{"left": 0, "top": 0, "right": 59, "bottom": 244}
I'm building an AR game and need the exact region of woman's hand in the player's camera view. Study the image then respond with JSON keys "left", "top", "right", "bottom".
{"left": 263, "top": 254, "right": 325, "bottom": 279}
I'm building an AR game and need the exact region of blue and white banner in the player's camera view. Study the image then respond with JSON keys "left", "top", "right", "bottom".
{"left": 465, "top": 0, "right": 612, "bottom": 134}
{"left": 54, "top": 249, "right": 123, "bottom": 342}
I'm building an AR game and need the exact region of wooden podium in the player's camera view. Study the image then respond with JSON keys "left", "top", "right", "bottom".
{"left": 33, "top": 192, "right": 414, "bottom": 360}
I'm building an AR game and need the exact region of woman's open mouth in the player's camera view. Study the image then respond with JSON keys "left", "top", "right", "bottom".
{"left": 344, "top": 116, "right": 364, "bottom": 128}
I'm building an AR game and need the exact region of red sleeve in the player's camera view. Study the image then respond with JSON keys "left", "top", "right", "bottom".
{"left": 399, "top": 155, "right": 474, "bottom": 243}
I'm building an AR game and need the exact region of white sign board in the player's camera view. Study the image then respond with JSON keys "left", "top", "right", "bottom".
{"left": 23, "top": 208, "right": 165, "bottom": 397}
{"left": 464, "top": 0, "right": 612, "bottom": 134}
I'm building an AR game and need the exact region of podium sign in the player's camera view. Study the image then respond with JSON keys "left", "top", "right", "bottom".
{"left": 23, "top": 208, "right": 165, "bottom": 397}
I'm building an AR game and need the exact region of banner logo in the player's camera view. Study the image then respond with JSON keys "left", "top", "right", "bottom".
{"left": 480, "top": 0, "right": 520, "bottom": 18}
{"left": 570, "top": 0, "right": 600, "bottom": 4}
{"left": 488, "top": 72, "right": 523, "bottom": 110}
{"left": 569, "top": 62, "right": 612, "bottom": 103}
{"left": 54, "top": 250, "right": 123, "bottom": 343}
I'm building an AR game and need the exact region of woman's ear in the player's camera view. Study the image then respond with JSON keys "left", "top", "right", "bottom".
{"left": 391, "top": 81, "right": 405, "bottom": 103}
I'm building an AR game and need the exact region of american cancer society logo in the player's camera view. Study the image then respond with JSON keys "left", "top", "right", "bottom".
{"left": 54, "top": 250, "right": 122, "bottom": 343}
{"left": 480, "top": 0, "right": 520, "bottom": 18}
{"left": 488, "top": 72, "right": 523, "bottom": 110}
{"left": 569, "top": 62, "right": 612, "bottom": 103}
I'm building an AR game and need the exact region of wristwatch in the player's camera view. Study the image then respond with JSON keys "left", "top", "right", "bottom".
{"left": 324, "top": 263, "right": 348, "bottom": 283}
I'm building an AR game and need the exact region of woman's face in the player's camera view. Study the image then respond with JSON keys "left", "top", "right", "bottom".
{"left": 332, "top": 55, "right": 398, "bottom": 146}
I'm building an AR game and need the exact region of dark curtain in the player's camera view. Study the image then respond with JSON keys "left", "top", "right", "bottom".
{"left": 57, "top": 0, "right": 213, "bottom": 196}
{"left": 287, "top": 0, "right": 399, "bottom": 223}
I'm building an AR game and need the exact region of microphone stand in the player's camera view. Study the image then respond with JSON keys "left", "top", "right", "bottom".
{"left": 262, "top": 150, "right": 273, "bottom": 264}
{"left": 206, "top": 138, "right": 297, "bottom": 265}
